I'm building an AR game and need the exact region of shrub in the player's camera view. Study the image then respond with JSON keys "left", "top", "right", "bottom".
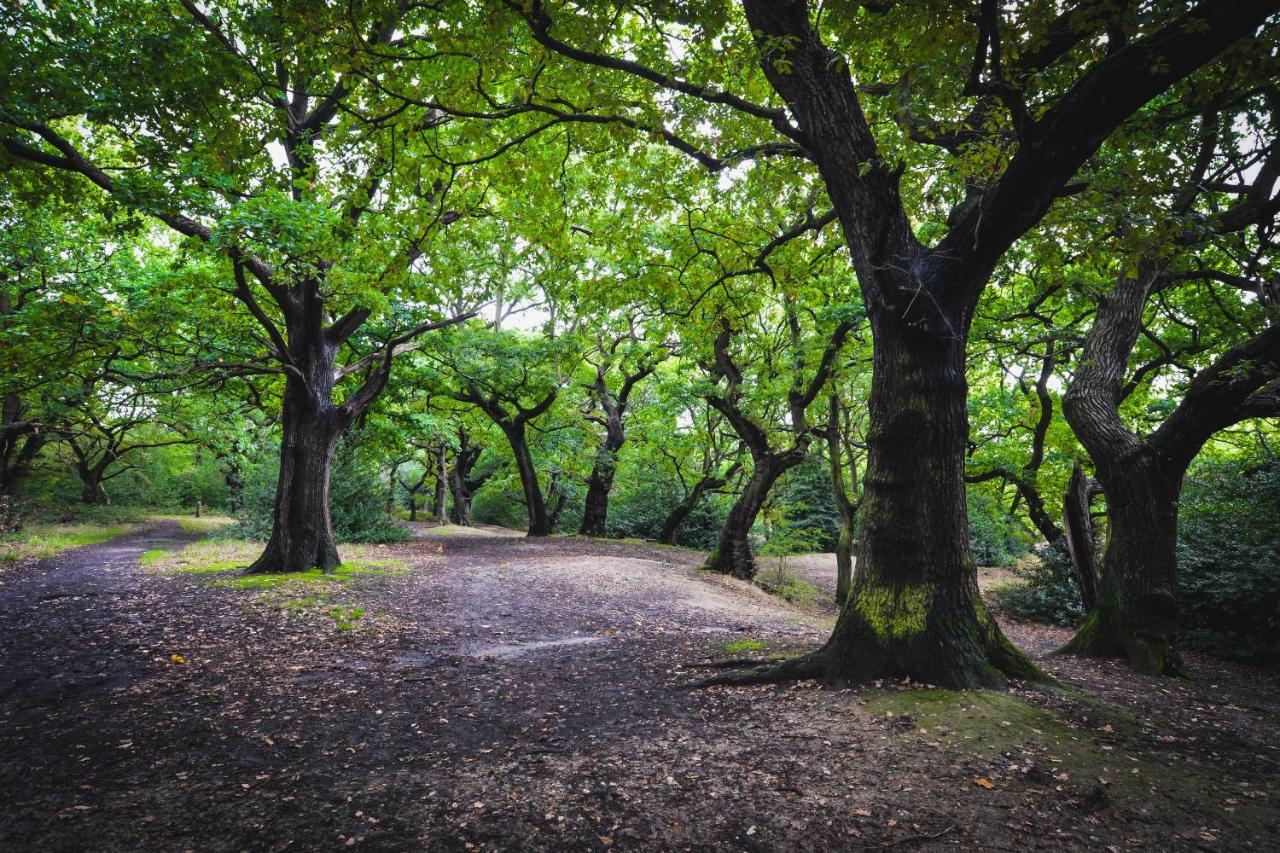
{"left": 992, "top": 538, "right": 1084, "bottom": 628}
{"left": 770, "top": 456, "right": 841, "bottom": 552}
{"left": 1176, "top": 458, "right": 1280, "bottom": 662}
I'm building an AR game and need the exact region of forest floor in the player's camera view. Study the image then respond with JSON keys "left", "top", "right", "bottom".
{"left": 1, "top": 521, "right": 1278, "bottom": 851}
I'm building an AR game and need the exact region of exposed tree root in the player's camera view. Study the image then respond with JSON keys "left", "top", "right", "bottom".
{"left": 684, "top": 657, "right": 783, "bottom": 671}
{"left": 688, "top": 649, "right": 829, "bottom": 688}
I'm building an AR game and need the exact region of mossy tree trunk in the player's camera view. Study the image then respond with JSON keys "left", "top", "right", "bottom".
{"left": 247, "top": 348, "right": 347, "bottom": 574}
{"left": 1059, "top": 452, "right": 1185, "bottom": 674}
{"left": 812, "top": 326, "right": 1041, "bottom": 688}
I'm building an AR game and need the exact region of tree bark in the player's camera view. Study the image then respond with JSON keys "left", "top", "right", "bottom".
{"left": 580, "top": 424, "right": 623, "bottom": 537}
{"left": 246, "top": 358, "right": 346, "bottom": 575}
{"left": 827, "top": 392, "right": 861, "bottom": 605}
{"left": 505, "top": 422, "right": 550, "bottom": 536}
{"left": 1062, "top": 259, "right": 1280, "bottom": 673}
{"left": 1059, "top": 452, "right": 1184, "bottom": 674}
{"left": 78, "top": 464, "right": 107, "bottom": 505}
{"left": 1062, "top": 461, "right": 1103, "bottom": 613}
{"left": 434, "top": 445, "right": 448, "bottom": 524}
{"left": 809, "top": 328, "right": 1042, "bottom": 687}
{"left": 448, "top": 436, "right": 487, "bottom": 526}
{"left": 704, "top": 453, "right": 800, "bottom": 579}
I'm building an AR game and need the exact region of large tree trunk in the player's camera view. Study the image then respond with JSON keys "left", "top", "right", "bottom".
{"left": 1, "top": 430, "right": 44, "bottom": 499}
{"left": 813, "top": 330, "right": 1040, "bottom": 688}
{"left": 580, "top": 428, "right": 623, "bottom": 537}
{"left": 1060, "top": 452, "right": 1186, "bottom": 675}
{"left": 504, "top": 423, "right": 549, "bottom": 536}
{"left": 247, "top": 371, "right": 345, "bottom": 574}
{"left": 1, "top": 394, "right": 45, "bottom": 499}
{"left": 704, "top": 456, "right": 796, "bottom": 580}
{"left": 448, "top": 439, "right": 480, "bottom": 526}
{"left": 78, "top": 465, "right": 107, "bottom": 505}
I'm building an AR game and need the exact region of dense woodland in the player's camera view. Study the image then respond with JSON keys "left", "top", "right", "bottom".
{"left": 2, "top": 2, "right": 1280, "bottom": 847}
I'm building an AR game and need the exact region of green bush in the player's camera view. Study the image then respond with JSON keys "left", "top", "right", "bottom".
{"left": 232, "top": 435, "right": 408, "bottom": 544}
{"left": 968, "top": 491, "right": 1031, "bottom": 567}
{"left": 992, "top": 538, "right": 1084, "bottom": 627}
{"left": 1176, "top": 458, "right": 1280, "bottom": 662}
{"left": 605, "top": 469, "right": 732, "bottom": 549}
{"left": 770, "top": 456, "right": 841, "bottom": 552}
{"left": 470, "top": 478, "right": 530, "bottom": 530}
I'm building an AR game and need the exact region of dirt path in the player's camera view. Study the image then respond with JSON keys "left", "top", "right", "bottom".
{"left": 1, "top": 529, "right": 1278, "bottom": 851}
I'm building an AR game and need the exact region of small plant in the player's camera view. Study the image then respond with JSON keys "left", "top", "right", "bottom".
{"left": 757, "top": 501, "right": 823, "bottom": 602}
{"left": 328, "top": 605, "right": 365, "bottom": 631}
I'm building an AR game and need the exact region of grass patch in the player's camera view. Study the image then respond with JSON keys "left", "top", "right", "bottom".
{"left": 0, "top": 522, "right": 136, "bottom": 566}
{"left": 143, "top": 539, "right": 402, "bottom": 631}
{"left": 723, "top": 638, "right": 767, "bottom": 655}
{"left": 148, "top": 514, "right": 236, "bottom": 535}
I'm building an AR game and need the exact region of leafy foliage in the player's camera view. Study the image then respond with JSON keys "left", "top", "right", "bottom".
{"left": 1177, "top": 458, "right": 1280, "bottom": 662}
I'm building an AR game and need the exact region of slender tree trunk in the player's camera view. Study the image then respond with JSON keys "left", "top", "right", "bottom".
{"left": 247, "top": 370, "right": 345, "bottom": 574}
{"left": 580, "top": 431, "right": 623, "bottom": 537}
{"left": 827, "top": 394, "right": 859, "bottom": 605}
{"left": 1060, "top": 452, "right": 1185, "bottom": 675}
{"left": 435, "top": 445, "right": 448, "bottom": 524}
{"left": 408, "top": 498, "right": 418, "bottom": 522}
{"left": 814, "top": 330, "right": 1041, "bottom": 688}
{"left": 504, "top": 423, "right": 549, "bottom": 536}
{"left": 834, "top": 520, "right": 855, "bottom": 604}
{"left": 704, "top": 457, "right": 795, "bottom": 580}
{"left": 659, "top": 477, "right": 713, "bottom": 546}
{"left": 1062, "top": 461, "right": 1103, "bottom": 613}
{"left": 547, "top": 471, "right": 568, "bottom": 533}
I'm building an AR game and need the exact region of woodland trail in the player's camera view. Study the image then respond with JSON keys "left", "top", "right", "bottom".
{"left": 1, "top": 527, "right": 1279, "bottom": 851}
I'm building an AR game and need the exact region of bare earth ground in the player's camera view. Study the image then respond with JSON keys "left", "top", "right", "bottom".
{"left": 1, "top": 523, "right": 1278, "bottom": 851}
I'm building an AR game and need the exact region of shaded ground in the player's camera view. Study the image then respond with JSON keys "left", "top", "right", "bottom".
{"left": 1, "top": 524, "right": 1278, "bottom": 851}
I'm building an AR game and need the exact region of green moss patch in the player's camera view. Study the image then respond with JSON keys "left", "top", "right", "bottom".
{"left": 723, "top": 638, "right": 767, "bottom": 655}
{"left": 862, "top": 688, "right": 1280, "bottom": 833}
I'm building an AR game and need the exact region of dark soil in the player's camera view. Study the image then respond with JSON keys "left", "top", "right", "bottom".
{"left": 1, "top": 523, "right": 1277, "bottom": 851}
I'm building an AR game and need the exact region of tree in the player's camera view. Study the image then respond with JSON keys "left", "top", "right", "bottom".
{"left": 0, "top": 0, "right": 510, "bottom": 570}
{"left": 448, "top": 426, "right": 497, "bottom": 526}
{"left": 424, "top": 328, "right": 574, "bottom": 536}
{"left": 504, "top": 0, "right": 1280, "bottom": 687}
{"left": 825, "top": 383, "right": 867, "bottom": 605}
{"left": 1060, "top": 106, "right": 1280, "bottom": 673}
{"left": 579, "top": 333, "right": 661, "bottom": 537}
